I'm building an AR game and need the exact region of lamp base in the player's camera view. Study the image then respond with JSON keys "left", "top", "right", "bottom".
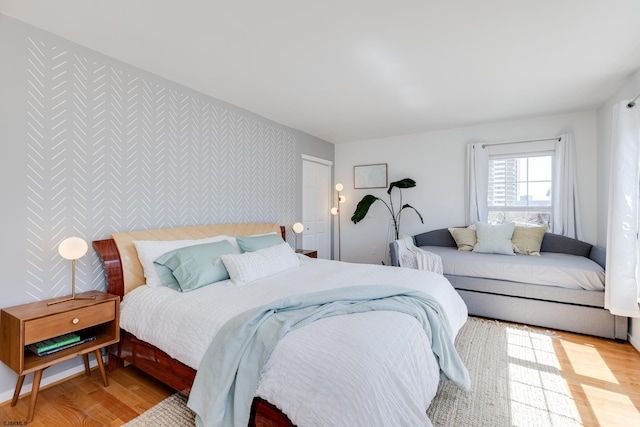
{"left": 47, "top": 295, "right": 96, "bottom": 306}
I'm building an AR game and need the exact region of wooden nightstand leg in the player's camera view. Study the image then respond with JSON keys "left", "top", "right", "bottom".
{"left": 10, "top": 374, "right": 25, "bottom": 406}
{"left": 27, "top": 369, "right": 43, "bottom": 423}
{"left": 82, "top": 353, "right": 91, "bottom": 376}
{"left": 94, "top": 349, "right": 109, "bottom": 387}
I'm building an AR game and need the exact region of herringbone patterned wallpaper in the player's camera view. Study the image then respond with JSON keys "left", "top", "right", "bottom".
{"left": 24, "top": 36, "right": 296, "bottom": 301}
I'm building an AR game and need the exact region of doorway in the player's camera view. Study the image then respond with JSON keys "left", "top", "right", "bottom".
{"left": 302, "top": 155, "right": 332, "bottom": 259}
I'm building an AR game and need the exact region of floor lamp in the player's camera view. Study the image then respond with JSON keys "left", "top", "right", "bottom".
{"left": 330, "top": 183, "right": 345, "bottom": 261}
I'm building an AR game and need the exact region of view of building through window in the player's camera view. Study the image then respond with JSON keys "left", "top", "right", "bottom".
{"left": 487, "top": 155, "right": 552, "bottom": 226}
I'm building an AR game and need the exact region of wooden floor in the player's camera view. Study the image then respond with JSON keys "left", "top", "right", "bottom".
{"left": 551, "top": 331, "right": 640, "bottom": 426}
{"left": 1, "top": 328, "right": 639, "bottom": 426}
{"left": 0, "top": 365, "right": 174, "bottom": 426}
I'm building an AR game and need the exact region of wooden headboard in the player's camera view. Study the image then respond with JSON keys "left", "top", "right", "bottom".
{"left": 93, "top": 223, "right": 284, "bottom": 297}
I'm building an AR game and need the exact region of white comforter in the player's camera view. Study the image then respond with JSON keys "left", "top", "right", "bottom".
{"left": 120, "top": 257, "right": 468, "bottom": 426}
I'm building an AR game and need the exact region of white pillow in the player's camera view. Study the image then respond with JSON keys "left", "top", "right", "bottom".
{"left": 221, "top": 243, "right": 299, "bottom": 286}
{"left": 472, "top": 222, "right": 516, "bottom": 255}
{"left": 133, "top": 235, "right": 238, "bottom": 287}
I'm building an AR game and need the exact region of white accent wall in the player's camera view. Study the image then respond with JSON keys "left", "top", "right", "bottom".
{"left": 335, "top": 110, "right": 599, "bottom": 265}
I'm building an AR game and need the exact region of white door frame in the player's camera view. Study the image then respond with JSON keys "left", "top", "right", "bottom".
{"left": 302, "top": 155, "right": 333, "bottom": 259}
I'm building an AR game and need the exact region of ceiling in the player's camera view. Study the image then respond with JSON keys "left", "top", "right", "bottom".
{"left": 2, "top": 1, "right": 640, "bottom": 143}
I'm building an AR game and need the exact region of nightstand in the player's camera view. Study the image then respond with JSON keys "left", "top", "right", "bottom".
{"left": 0, "top": 291, "right": 120, "bottom": 422}
{"left": 295, "top": 249, "right": 318, "bottom": 258}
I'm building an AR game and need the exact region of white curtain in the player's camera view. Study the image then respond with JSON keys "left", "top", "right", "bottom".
{"left": 606, "top": 101, "right": 640, "bottom": 318}
{"left": 552, "top": 134, "right": 582, "bottom": 239}
{"left": 466, "top": 143, "right": 488, "bottom": 224}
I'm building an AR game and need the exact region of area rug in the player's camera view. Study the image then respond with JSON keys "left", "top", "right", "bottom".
{"left": 427, "top": 318, "right": 580, "bottom": 427}
{"left": 123, "top": 392, "right": 194, "bottom": 426}
{"left": 124, "top": 317, "right": 580, "bottom": 426}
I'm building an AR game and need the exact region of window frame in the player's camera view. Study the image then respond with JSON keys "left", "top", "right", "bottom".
{"left": 486, "top": 147, "right": 555, "bottom": 227}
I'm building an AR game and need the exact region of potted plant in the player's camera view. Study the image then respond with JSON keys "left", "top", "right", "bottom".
{"left": 351, "top": 178, "right": 423, "bottom": 240}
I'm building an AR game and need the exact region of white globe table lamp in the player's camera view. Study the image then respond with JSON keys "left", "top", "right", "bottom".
{"left": 48, "top": 237, "right": 95, "bottom": 305}
{"left": 292, "top": 222, "right": 304, "bottom": 250}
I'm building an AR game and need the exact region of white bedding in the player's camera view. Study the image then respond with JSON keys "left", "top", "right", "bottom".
{"left": 120, "top": 256, "right": 468, "bottom": 427}
{"left": 422, "top": 245, "right": 605, "bottom": 291}
{"left": 256, "top": 311, "right": 441, "bottom": 426}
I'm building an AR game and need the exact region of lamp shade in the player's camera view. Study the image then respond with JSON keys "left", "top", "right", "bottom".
{"left": 335, "top": 183, "right": 343, "bottom": 192}
{"left": 292, "top": 222, "right": 304, "bottom": 234}
{"left": 58, "top": 237, "right": 88, "bottom": 260}
{"left": 330, "top": 207, "right": 339, "bottom": 215}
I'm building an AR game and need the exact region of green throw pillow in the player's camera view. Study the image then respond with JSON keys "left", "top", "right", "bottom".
{"left": 236, "top": 233, "right": 285, "bottom": 252}
{"left": 472, "top": 222, "right": 516, "bottom": 255}
{"left": 154, "top": 240, "right": 240, "bottom": 292}
{"left": 152, "top": 263, "right": 182, "bottom": 291}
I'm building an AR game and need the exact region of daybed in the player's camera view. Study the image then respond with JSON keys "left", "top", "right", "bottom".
{"left": 94, "top": 222, "right": 469, "bottom": 427}
{"left": 390, "top": 227, "right": 628, "bottom": 340}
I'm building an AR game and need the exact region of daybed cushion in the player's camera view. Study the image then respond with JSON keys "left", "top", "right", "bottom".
{"left": 421, "top": 246, "right": 605, "bottom": 291}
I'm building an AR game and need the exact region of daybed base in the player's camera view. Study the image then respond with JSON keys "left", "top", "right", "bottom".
{"left": 390, "top": 228, "right": 629, "bottom": 341}
{"left": 453, "top": 284, "right": 627, "bottom": 340}
{"left": 94, "top": 226, "right": 295, "bottom": 427}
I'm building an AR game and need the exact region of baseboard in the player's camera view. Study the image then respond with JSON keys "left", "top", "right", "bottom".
{"left": 0, "top": 357, "right": 99, "bottom": 406}
{"left": 629, "top": 330, "right": 640, "bottom": 353}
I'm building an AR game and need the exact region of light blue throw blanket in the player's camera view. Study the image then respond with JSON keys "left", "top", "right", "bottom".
{"left": 188, "top": 285, "right": 470, "bottom": 427}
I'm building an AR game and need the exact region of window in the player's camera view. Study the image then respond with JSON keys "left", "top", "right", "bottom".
{"left": 487, "top": 154, "right": 553, "bottom": 226}
{"left": 469, "top": 135, "right": 578, "bottom": 237}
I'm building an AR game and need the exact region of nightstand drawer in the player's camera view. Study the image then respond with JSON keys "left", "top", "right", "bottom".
{"left": 24, "top": 301, "right": 116, "bottom": 345}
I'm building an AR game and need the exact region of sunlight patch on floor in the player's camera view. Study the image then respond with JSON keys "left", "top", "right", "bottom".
{"left": 507, "top": 327, "right": 581, "bottom": 426}
{"left": 581, "top": 383, "right": 638, "bottom": 426}
{"left": 558, "top": 340, "right": 618, "bottom": 384}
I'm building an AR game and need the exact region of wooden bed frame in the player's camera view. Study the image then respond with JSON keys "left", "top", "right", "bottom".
{"left": 93, "top": 223, "right": 294, "bottom": 427}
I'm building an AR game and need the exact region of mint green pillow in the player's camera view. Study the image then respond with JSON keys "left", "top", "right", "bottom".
{"left": 472, "top": 222, "right": 516, "bottom": 255}
{"left": 154, "top": 240, "right": 240, "bottom": 292}
{"left": 153, "top": 264, "right": 182, "bottom": 291}
{"left": 236, "top": 233, "right": 285, "bottom": 252}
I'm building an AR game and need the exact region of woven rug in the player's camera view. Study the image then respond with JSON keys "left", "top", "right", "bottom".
{"left": 124, "top": 317, "right": 580, "bottom": 426}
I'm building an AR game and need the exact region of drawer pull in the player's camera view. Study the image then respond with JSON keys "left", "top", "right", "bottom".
{"left": 72, "top": 318, "right": 79, "bottom": 324}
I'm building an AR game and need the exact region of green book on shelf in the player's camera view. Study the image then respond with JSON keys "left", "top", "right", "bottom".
{"left": 27, "top": 333, "right": 81, "bottom": 355}
{"left": 35, "top": 335, "right": 96, "bottom": 356}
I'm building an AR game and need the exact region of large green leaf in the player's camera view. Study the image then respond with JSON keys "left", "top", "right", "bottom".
{"left": 351, "top": 194, "right": 380, "bottom": 224}
{"left": 399, "top": 204, "right": 424, "bottom": 223}
{"left": 387, "top": 178, "right": 416, "bottom": 194}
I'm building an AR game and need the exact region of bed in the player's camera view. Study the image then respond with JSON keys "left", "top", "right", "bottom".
{"left": 389, "top": 227, "right": 628, "bottom": 340}
{"left": 93, "top": 223, "right": 469, "bottom": 427}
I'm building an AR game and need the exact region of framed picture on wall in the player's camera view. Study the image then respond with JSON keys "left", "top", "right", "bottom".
{"left": 353, "top": 163, "right": 388, "bottom": 189}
